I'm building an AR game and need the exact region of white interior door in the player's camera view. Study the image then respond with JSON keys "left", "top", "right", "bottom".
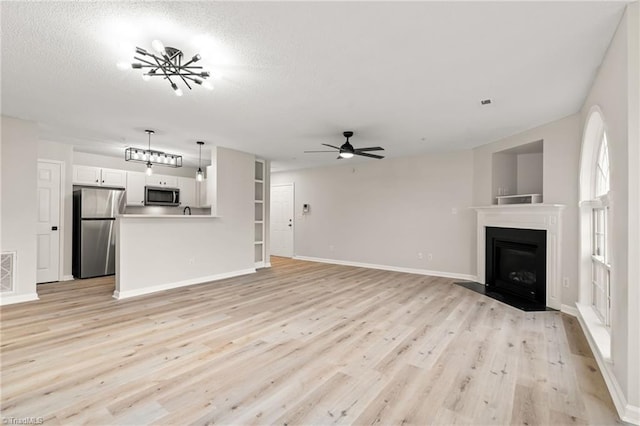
{"left": 270, "top": 184, "right": 294, "bottom": 257}
{"left": 37, "top": 161, "right": 61, "bottom": 283}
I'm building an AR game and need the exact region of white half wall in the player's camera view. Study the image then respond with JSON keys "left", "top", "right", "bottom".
{"left": 271, "top": 150, "right": 475, "bottom": 278}
{"left": 115, "top": 147, "right": 255, "bottom": 298}
{"left": 1, "top": 116, "right": 39, "bottom": 304}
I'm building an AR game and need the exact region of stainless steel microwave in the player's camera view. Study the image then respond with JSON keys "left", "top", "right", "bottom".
{"left": 144, "top": 186, "right": 180, "bottom": 206}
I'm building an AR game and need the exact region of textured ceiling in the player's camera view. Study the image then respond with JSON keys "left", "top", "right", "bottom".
{"left": 0, "top": 1, "right": 627, "bottom": 171}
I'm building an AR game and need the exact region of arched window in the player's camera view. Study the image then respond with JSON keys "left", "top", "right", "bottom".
{"left": 579, "top": 107, "right": 612, "bottom": 333}
{"left": 595, "top": 133, "right": 610, "bottom": 197}
{"left": 591, "top": 131, "right": 611, "bottom": 326}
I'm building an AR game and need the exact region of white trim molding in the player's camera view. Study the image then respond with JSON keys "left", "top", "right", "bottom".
{"left": 113, "top": 268, "right": 256, "bottom": 300}
{"left": 293, "top": 255, "right": 476, "bottom": 282}
{"left": 577, "top": 303, "right": 640, "bottom": 425}
{"left": 0, "top": 292, "right": 39, "bottom": 306}
{"left": 61, "top": 275, "right": 74, "bottom": 281}
{"left": 561, "top": 303, "right": 579, "bottom": 317}
{"left": 473, "top": 204, "right": 565, "bottom": 310}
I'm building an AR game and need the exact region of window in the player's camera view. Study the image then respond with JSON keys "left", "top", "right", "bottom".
{"left": 591, "top": 133, "right": 611, "bottom": 326}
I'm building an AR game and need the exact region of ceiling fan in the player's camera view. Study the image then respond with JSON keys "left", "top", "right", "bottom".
{"left": 305, "top": 131, "right": 385, "bottom": 159}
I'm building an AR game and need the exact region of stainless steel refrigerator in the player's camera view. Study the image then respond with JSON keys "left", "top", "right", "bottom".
{"left": 72, "top": 187, "right": 125, "bottom": 279}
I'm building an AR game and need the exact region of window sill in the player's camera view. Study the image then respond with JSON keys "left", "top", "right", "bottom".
{"left": 576, "top": 302, "right": 611, "bottom": 361}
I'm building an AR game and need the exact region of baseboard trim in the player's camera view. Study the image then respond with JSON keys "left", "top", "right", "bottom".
{"left": 293, "top": 256, "right": 476, "bottom": 282}
{"left": 113, "top": 268, "right": 256, "bottom": 300}
{"left": 560, "top": 303, "right": 579, "bottom": 317}
{"left": 61, "top": 275, "right": 74, "bottom": 282}
{"left": 0, "top": 292, "right": 39, "bottom": 306}
{"left": 576, "top": 304, "right": 640, "bottom": 425}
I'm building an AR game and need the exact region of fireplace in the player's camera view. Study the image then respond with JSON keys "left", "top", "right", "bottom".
{"left": 486, "top": 227, "right": 546, "bottom": 305}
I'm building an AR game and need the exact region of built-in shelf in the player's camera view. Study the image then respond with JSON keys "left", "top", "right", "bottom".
{"left": 492, "top": 140, "right": 543, "bottom": 205}
{"left": 496, "top": 193, "right": 542, "bottom": 205}
{"left": 254, "top": 159, "right": 266, "bottom": 267}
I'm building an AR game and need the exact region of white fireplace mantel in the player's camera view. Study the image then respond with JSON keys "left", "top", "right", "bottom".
{"left": 474, "top": 204, "right": 565, "bottom": 310}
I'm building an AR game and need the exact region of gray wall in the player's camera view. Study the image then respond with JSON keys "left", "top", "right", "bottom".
{"left": 516, "top": 153, "right": 543, "bottom": 195}
{"left": 579, "top": 2, "right": 639, "bottom": 410}
{"left": 1, "top": 116, "right": 38, "bottom": 300}
{"left": 272, "top": 150, "right": 475, "bottom": 278}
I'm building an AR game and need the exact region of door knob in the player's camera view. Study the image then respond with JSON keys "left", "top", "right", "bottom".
{"left": 51, "top": 226, "right": 58, "bottom": 231}
{"left": 288, "top": 224, "right": 292, "bottom": 227}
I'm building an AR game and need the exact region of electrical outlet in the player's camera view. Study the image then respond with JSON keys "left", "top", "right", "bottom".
{"left": 563, "top": 277, "right": 569, "bottom": 288}
{"left": 188, "top": 258, "right": 195, "bottom": 265}
{"left": 418, "top": 252, "right": 424, "bottom": 259}
{"left": 451, "top": 208, "right": 458, "bottom": 215}
{"left": 427, "top": 253, "right": 433, "bottom": 261}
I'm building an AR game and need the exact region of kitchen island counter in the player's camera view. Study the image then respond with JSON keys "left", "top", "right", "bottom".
{"left": 118, "top": 214, "right": 221, "bottom": 219}
{"left": 114, "top": 213, "right": 254, "bottom": 300}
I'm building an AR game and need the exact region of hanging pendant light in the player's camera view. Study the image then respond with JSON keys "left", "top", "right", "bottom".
{"left": 196, "top": 141, "right": 204, "bottom": 182}
{"left": 145, "top": 130, "right": 154, "bottom": 175}
{"left": 125, "top": 129, "right": 183, "bottom": 170}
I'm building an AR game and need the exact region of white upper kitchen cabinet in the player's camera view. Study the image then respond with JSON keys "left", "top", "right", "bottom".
{"left": 73, "top": 165, "right": 101, "bottom": 186}
{"left": 145, "top": 174, "right": 178, "bottom": 188}
{"left": 73, "top": 165, "right": 126, "bottom": 188}
{"left": 101, "top": 168, "right": 127, "bottom": 187}
{"left": 126, "top": 171, "right": 146, "bottom": 206}
{"left": 178, "top": 177, "right": 197, "bottom": 207}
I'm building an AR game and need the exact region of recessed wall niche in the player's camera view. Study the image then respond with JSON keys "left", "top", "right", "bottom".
{"left": 491, "top": 140, "right": 543, "bottom": 204}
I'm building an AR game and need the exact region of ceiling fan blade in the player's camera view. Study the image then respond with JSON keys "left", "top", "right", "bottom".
{"left": 355, "top": 151, "right": 384, "bottom": 159}
{"left": 321, "top": 143, "right": 341, "bottom": 150}
{"left": 304, "top": 150, "right": 338, "bottom": 153}
{"left": 355, "top": 146, "right": 385, "bottom": 152}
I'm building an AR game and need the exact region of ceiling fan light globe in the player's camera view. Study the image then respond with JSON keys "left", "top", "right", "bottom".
{"left": 339, "top": 152, "right": 354, "bottom": 159}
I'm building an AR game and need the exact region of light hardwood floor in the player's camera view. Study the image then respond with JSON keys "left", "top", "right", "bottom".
{"left": 1, "top": 257, "right": 621, "bottom": 425}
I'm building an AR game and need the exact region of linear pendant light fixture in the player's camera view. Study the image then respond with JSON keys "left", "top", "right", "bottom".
{"left": 196, "top": 141, "right": 204, "bottom": 182}
{"left": 125, "top": 130, "right": 183, "bottom": 176}
{"left": 117, "top": 40, "right": 213, "bottom": 96}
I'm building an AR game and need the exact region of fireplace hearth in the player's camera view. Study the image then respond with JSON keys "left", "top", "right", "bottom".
{"left": 486, "top": 227, "right": 547, "bottom": 307}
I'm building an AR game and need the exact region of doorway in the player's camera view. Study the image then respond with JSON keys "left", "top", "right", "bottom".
{"left": 270, "top": 183, "right": 294, "bottom": 258}
{"left": 36, "top": 161, "right": 62, "bottom": 283}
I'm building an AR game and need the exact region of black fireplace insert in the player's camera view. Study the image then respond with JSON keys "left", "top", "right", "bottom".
{"left": 486, "top": 227, "right": 546, "bottom": 306}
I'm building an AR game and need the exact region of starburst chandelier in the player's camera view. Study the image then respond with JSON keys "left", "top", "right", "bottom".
{"left": 118, "top": 40, "right": 213, "bottom": 96}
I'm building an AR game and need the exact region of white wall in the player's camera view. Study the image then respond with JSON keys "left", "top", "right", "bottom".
{"left": 1, "top": 116, "right": 39, "bottom": 303}
{"left": 115, "top": 147, "right": 255, "bottom": 297}
{"left": 473, "top": 114, "right": 582, "bottom": 306}
{"left": 516, "top": 153, "right": 543, "bottom": 195}
{"left": 579, "top": 2, "right": 639, "bottom": 419}
{"left": 272, "top": 151, "right": 475, "bottom": 279}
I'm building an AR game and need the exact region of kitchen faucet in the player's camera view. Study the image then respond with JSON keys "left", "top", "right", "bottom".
{"left": 183, "top": 206, "right": 191, "bottom": 215}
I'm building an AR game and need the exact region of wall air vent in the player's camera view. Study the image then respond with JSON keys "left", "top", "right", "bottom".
{"left": 1, "top": 252, "right": 16, "bottom": 293}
